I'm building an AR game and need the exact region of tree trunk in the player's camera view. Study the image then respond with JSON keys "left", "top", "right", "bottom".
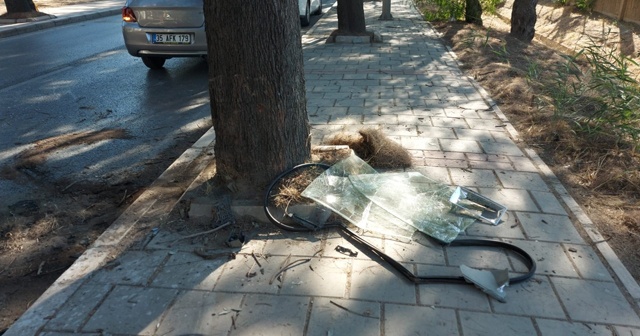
{"left": 465, "top": 0, "right": 483, "bottom": 25}
{"left": 203, "top": 0, "right": 310, "bottom": 197}
{"left": 510, "top": 0, "right": 537, "bottom": 42}
{"left": 337, "top": 0, "right": 367, "bottom": 34}
{"left": 4, "top": 0, "right": 37, "bottom": 14}
{"left": 379, "top": 0, "right": 393, "bottom": 21}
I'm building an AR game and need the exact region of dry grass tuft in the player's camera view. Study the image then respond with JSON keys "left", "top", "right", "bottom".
{"left": 326, "top": 128, "right": 412, "bottom": 169}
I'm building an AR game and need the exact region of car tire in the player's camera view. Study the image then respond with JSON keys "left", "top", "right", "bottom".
{"left": 300, "top": 1, "right": 311, "bottom": 27}
{"left": 313, "top": 1, "right": 322, "bottom": 15}
{"left": 141, "top": 56, "right": 166, "bottom": 70}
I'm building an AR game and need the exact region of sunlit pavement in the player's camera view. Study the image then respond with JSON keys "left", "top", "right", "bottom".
{"left": 4, "top": 0, "right": 640, "bottom": 335}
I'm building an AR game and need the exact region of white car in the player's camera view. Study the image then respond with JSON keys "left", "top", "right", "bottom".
{"left": 122, "top": 0, "right": 322, "bottom": 69}
{"left": 300, "top": 0, "right": 322, "bottom": 27}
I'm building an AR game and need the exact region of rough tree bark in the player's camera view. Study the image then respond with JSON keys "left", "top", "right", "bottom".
{"left": 336, "top": 0, "right": 367, "bottom": 34}
{"left": 510, "top": 0, "right": 537, "bottom": 42}
{"left": 465, "top": 0, "right": 483, "bottom": 25}
{"left": 203, "top": 0, "right": 310, "bottom": 197}
{"left": 379, "top": 0, "right": 393, "bottom": 21}
{"left": 3, "top": 0, "right": 38, "bottom": 16}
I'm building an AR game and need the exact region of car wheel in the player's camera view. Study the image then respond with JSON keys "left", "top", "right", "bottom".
{"left": 313, "top": 1, "right": 322, "bottom": 15}
{"left": 300, "top": 1, "right": 311, "bottom": 27}
{"left": 141, "top": 56, "right": 166, "bottom": 70}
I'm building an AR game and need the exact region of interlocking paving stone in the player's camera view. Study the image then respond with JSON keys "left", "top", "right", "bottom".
{"left": 213, "top": 254, "right": 286, "bottom": 294}
{"left": 364, "top": 114, "right": 400, "bottom": 125}
{"left": 384, "top": 235, "right": 446, "bottom": 264}
{"left": 398, "top": 115, "right": 434, "bottom": 125}
{"left": 551, "top": 277, "right": 640, "bottom": 326}
{"left": 261, "top": 232, "right": 324, "bottom": 257}
{"left": 510, "top": 155, "right": 538, "bottom": 172}
{"left": 449, "top": 168, "right": 499, "bottom": 187}
{"left": 444, "top": 108, "right": 480, "bottom": 119}
{"left": 516, "top": 212, "right": 582, "bottom": 243}
{"left": 615, "top": 326, "right": 640, "bottom": 335}
{"left": 306, "top": 298, "right": 380, "bottom": 336}
{"left": 445, "top": 245, "right": 513, "bottom": 270}
{"left": 44, "top": 284, "right": 111, "bottom": 332}
{"left": 439, "top": 139, "right": 483, "bottom": 153}
{"left": 413, "top": 166, "right": 451, "bottom": 184}
{"left": 496, "top": 171, "right": 550, "bottom": 191}
{"left": 493, "top": 276, "right": 565, "bottom": 318}
{"left": 415, "top": 126, "right": 458, "bottom": 139}
{"left": 459, "top": 311, "right": 538, "bottom": 336}
{"left": 40, "top": 333, "right": 102, "bottom": 336}
{"left": 349, "top": 260, "right": 417, "bottom": 304}
{"left": 563, "top": 243, "right": 613, "bottom": 281}
{"left": 230, "top": 294, "right": 309, "bottom": 335}
{"left": 400, "top": 136, "right": 440, "bottom": 151}
{"left": 416, "top": 265, "right": 491, "bottom": 310}
{"left": 431, "top": 117, "right": 469, "bottom": 128}
{"left": 83, "top": 285, "right": 178, "bottom": 335}
{"left": 150, "top": 251, "right": 227, "bottom": 290}
{"left": 478, "top": 139, "right": 525, "bottom": 156}
{"left": 469, "top": 160, "right": 515, "bottom": 170}
{"left": 466, "top": 118, "right": 505, "bottom": 131}
{"left": 424, "top": 158, "right": 469, "bottom": 168}
{"left": 453, "top": 128, "right": 495, "bottom": 141}
{"left": 530, "top": 190, "right": 569, "bottom": 215}
{"left": 280, "top": 257, "right": 349, "bottom": 297}
{"left": 506, "top": 240, "right": 579, "bottom": 277}
{"left": 384, "top": 303, "right": 459, "bottom": 335}
{"left": 155, "top": 290, "right": 242, "bottom": 335}
{"left": 535, "top": 319, "right": 613, "bottom": 336}
{"left": 89, "top": 250, "right": 166, "bottom": 286}
{"left": 478, "top": 188, "right": 540, "bottom": 212}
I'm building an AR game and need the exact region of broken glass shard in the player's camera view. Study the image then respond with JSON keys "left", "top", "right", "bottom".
{"left": 302, "top": 153, "right": 478, "bottom": 242}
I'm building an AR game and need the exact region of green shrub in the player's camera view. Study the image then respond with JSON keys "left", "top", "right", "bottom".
{"left": 418, "top": 0, "right": 505, "bottom": 21}
{"left": 421, "top": 0, "right": 465, "bottom": 21}
{"left": 547, "top": 44, "right": 640, "bottom": 147}
{"left": 575, "top": 0, "right": 595, "bottom": 11}
{"left": 480, "top": 0, "right": 505, "bottom": 14}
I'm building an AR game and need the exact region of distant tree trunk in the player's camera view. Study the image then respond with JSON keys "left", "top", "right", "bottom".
{"left": 465, "top": 0, "right": 483, "bottom": 25}
{"left": 379, "top": 0, "right": 393, "bottom": 21}
{"left": 337, "top": 0, "right": 367, "bottom": 34}
{"left": 510, "top": 0, "right": 537, "bottom": 42}
{"left": 203, "top": 0, "right": 310, "bottom": 196}
{"left": 4, "top": 0, "right": 37, "bottom": 14}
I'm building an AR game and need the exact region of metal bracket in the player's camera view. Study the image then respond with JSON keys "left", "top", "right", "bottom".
{"left": 449, "top": 186, "right": 507, "bottom": 225}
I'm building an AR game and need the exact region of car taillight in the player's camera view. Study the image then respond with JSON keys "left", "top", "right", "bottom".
{"left": 122, "top": 6, "right": 137, "bottom": 22}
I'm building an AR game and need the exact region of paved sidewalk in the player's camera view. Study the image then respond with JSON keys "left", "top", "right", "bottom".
{"left": 5, "top": 0, "right": 640, "bottom": 335}
{"left": 0, "top": 0, "right": 121, "bottom": 38}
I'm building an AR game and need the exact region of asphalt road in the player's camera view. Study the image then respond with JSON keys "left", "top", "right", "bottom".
{"left": 0, "top": 14, "right": 213, "bottom": 206}
{"left": 0, "top": 0, "right": 334, "bottom": 207}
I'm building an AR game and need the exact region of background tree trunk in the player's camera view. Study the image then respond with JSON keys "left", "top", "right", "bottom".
{"left": 203, "top": 0, "right": 310, "bottom": 197}
{"left": 465, "top": 0, "right": 483, "bottom": 25}
{"left": 4, "top": 0, "right": 37, "bottom": 14}
{"left": 379, "top": 0, "right": 393, "bottom": 21}
{"left": 510, "top": 0, "right": 537, "bottom": 42}
{"left": 337, "top": 0, "right": 367, "bottom": 34}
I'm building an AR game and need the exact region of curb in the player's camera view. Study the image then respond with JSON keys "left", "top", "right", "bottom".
{"left": 0, "top": 7, "right": 120, "bottom": 38}
{"left": 2, "top": 128, "right": 216, "bottom": 336}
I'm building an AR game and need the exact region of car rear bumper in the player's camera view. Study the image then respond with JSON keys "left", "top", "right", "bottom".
{"left": 122, "top": 23, "right": 207, "bottom": 58}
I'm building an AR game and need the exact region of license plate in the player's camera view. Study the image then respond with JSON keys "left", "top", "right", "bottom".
{"left": 152, "top": 33, "right": 191, "bottom": 44}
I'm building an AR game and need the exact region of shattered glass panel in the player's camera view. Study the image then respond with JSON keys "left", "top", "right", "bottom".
{"left": 301, "top": 154, "right": 415, "bottom": 239}
{"left": 302, "top": 153, "right": 476, "bottom": 242}
{"left": 350, "top": 172, "right": 476, "bottom": 243}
